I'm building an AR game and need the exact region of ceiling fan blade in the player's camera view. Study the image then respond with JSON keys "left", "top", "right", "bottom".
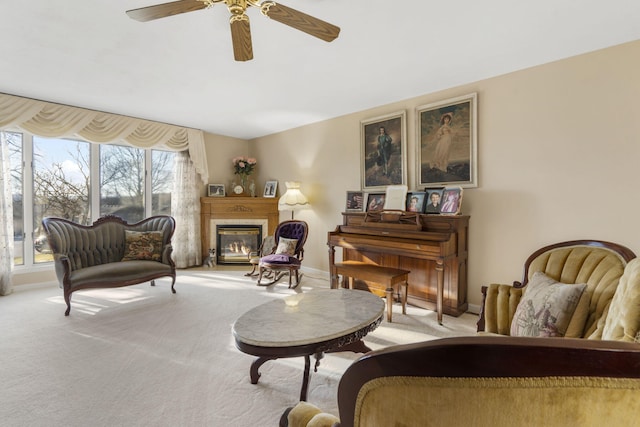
{"left": 126, "top": 0, "right": 209, "bottom": 22}
{"left": 261, "top": 2, "right": 340, "bottom": 42}
{"left": 230, "top": 15, "right": 254, "bottom": 61}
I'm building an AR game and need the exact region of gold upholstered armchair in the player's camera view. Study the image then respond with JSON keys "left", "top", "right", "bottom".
{"left": 477, "top": 240, "right": 638, "bottom": 341}
{"left": 282, "top": 336, "right": 640, "bottom": 427}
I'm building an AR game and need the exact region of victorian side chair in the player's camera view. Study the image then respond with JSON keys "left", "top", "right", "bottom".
{"left": 257, "top": 220, "right": 308, "bottom": 288}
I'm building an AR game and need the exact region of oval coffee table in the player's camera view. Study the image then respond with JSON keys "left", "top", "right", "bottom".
{"left": 232, "top": 289, "right": 384, "bottom": 401}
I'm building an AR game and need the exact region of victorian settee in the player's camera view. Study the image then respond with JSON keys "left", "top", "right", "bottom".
{"left": 42, "top": 215, "right": 176, "bottom": 316}
{"left": 282, "top": 240, "right": 640, "bottom": 426}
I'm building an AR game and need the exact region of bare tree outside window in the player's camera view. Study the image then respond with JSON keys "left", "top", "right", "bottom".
{"left": 99, "top": 145, "right": 175, "bottom": 222}
{"left": 152, "top": 150, "right": 174, "bottom": 215}
{"left": 33, "top": 137, "right": 91, "bottom": 262}
{"left": 100, "top": 144, "right": 145, "bottom": 223}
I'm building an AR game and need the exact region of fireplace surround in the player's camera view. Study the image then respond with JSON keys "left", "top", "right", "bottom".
{"left": 200, "top": 197, "right": 280, "bottom": 265}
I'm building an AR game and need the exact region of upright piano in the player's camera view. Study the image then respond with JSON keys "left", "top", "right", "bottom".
{"left": 328, "top": 212, "right": 469, "bottom": 321}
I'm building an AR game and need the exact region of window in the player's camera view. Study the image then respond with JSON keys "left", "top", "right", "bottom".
{"left": 100, "top": 144, "right": 145, "bottom": 223}
{"left": 152, "top": 150, "right": 175, "bottom": 215}
{"left": 33, "top": 137, "right": 91, "bottom": 263}
{"left": 1, "top": 131, "right": 175, "bottom": 269}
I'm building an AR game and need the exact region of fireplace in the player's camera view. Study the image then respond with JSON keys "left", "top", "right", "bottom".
{"left": 200, "top": 197, "right": 279, "bottom": 265}
{"left": 216, "top": 225, "right": 262, "bottom": 265}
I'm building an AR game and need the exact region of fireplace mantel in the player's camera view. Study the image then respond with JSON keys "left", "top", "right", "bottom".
{"left": 200, "top": 197, "right": 280, "bottom": 258}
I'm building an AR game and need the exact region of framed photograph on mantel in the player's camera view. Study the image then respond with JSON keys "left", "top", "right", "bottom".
{"left": 263, "top": 180, "right": 278, "bottom": 198}
{"left": 360, "top": 110, "right": 407, "bottom": 190}
{"left": 417, "top": 93, "right": 477, "bottom": 188}
{"left": 207, "top": 183, "right": 225, "bottom": 197}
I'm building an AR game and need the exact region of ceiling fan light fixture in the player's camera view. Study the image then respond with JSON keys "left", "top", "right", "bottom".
{"left": 227, "top": 0, "right": 248, "bottom": 15}
{"left": 126, "top": 0, "right": 340, "bottom": 60}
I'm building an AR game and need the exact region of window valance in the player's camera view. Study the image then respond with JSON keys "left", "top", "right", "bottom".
{"left": 0, "top": 92, "right": 208, "bottom": 184}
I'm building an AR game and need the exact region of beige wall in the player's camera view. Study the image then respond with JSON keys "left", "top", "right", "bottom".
{"left": 202, "top": 132, "right": 250, "bottom": 188}
{"left": 239, "top": 39, "right": 640, "bottom": 311}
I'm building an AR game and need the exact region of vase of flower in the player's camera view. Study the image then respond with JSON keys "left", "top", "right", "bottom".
{"left": 232, "top": 156, "right": 257, "bottom": 196}
{"left": 240, "top": 173, "right": 248, "bottom": 193}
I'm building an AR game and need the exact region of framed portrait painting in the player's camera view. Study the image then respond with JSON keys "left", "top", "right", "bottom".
{"left": 416, "top": 93, "right": 477, "bottom": 188}
{"left": 361, "top": 110, "right": 407, "bottom": 190}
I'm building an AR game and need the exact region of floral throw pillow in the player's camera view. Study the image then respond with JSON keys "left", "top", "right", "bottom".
{"left": 122, "top": 231, "right": 164, "bottom": 262}
{"left": 275, "top": 237, "right": 298, "bottom": 256}
{"left": 510, "top": 272, "right": 588, "bottom": 337}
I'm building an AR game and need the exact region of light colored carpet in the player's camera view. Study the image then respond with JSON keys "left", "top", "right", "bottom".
{"left": 0, "top": 268, "right": 478, "bottom": 426}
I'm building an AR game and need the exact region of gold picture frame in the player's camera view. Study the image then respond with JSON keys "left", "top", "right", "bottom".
{"left": 360, "top": 110, "right": 407, "bottom": 190}
{"left": 417, "top": 93, "right": 477, "bottom": 188}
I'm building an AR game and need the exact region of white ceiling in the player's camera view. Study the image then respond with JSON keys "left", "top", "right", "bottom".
{"left": 2, "top": 1, "right": 640, "bottom": 140}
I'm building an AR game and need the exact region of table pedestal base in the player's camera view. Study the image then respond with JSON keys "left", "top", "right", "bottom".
{"left": 249, "top": 340, "right": 372, "bottom": 401}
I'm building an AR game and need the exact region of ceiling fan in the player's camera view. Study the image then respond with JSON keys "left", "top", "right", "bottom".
{"left": 126, "top": 0, "right": 340, "bottom": 61}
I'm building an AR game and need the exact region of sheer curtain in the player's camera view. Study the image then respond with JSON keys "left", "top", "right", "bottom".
{"left": 172, "top": 151, "right": 202, "bottom": 268}
{"left": 0, "top": 132, "right": 14, "bottom": 295}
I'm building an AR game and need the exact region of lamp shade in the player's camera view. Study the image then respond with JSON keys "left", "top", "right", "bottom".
{"left": 278, "top": 181, "right": 309, "bottom": 212}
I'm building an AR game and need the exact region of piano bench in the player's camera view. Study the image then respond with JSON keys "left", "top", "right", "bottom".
{"left": 333, "top": 261, "right": 409, "bottom": 322}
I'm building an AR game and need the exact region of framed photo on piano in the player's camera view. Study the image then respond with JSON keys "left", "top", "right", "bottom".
{"left": 424, "top": 188, "right": 444, "bottom": 214}
{"left": 406, "top": 191, "right": 427, "bottom": 213}
{"left": 345, "top": 191, "right": 365, "bottom": 212}
{"left": 439, "top": 187, "right": 463, "bottom": 215}
{"left": 366, "top": 193, "right": 386, "bottom": 212}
